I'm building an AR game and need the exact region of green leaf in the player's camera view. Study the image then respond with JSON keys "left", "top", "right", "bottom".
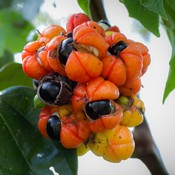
{"left": 0, "top": 8, "right": 34, "bottom": 55}
{"left": 0, "top": 62, "right": 33, "bottom": 91}
{"left": 119, "top": 0, "right": 160, "bottom": 36}
{"left": 0, "top": 0, "right": 12, "bottom": 10}
{"left": 77, "top": 0, "right": 91, "bottom": 17}
{"left": 162, "top": 0, "right": 175, "bottom": 103}
{"left": 140, "top": 0, "right": 167, "bottom": 19}
{"left": 0, "top": 86, "right": 78, "bottom": 175}
{"left": 166, "top": 0, "right": 175, "bottom": 11}
{"left": 0, "top": 49, "right": 14, "bottom": 68}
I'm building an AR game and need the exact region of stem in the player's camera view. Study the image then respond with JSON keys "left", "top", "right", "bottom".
{"left": 89, "top": 0, "right": 108, "bottom": 22}
{"left": 132, "top": 117, "right": 169, "bottom": 175}
{"left": 89, "top": 0, "right": 170, "bottom": 174}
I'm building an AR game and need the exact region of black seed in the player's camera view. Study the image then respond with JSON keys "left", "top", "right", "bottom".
{"left": 46, "top": 114, "right": 61, "bottom": 140}
{"left": 59, "top": 37, "right": 75, "bottom": 65}
{"left": 108, "top": 41, "right": 127, "bottom": 56}
{"left": 39, "top": 81, "right": 61, "bottom": 103}
{"left": 85, "top": 100, "right": 113, "bottom": 120}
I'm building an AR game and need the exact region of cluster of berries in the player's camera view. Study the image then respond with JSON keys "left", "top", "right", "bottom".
{"left": 21, "top": 13, "right": 150, "bottom": 163}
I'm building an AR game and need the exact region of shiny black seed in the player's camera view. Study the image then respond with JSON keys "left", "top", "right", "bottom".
{"left": 108, "top": 41, "right": 127, "bottom": 56}
{"left": 59, "top": 37, "right": 75, "bottom": 65}
{"left": 39, "top": 81, "right": 61, "bottom": 103}
{"left": 85, "top": 100, "right": 113, "bottom": 120}
{"left": 46, "top": 114, "right": 61, "bottom": 140}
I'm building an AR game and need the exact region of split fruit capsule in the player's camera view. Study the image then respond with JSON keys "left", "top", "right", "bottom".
{"left": 37, "top": 72, "right": 76, "bottom": 106}
{"left": 71, "top": 76, "right": 120, "bottom": 112}
{"left": 73, "top": 25, "right": 109, "bottom": 58}
{"left": 84, "top": 100, "right": 123, "bottom": 133}
{"left": 38, "top": 105, "right": 91, "bottom": 148}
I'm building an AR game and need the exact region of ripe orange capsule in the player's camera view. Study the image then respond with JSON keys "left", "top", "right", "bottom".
{"left": 38, "top": 105, "right": 90, "bottom": 149}
{"left": 134, "top": 41, "right": 151, "bottom": 75}
{"left": 87, "top": 102, "right": 123, "bottom": 133}
{"left": 60, "top": 119, "right": 90, "bottom": 148}
{"left": 37, "top": 47, "right": 53, "bottom": 72}
{"left": 73, "top": 25, "right": 109, "bottom": 58}
{"left": 38, "top": 106, "right": 53, "bottom": 139}
{"left": 101, "top": 55, "right": 127, "bottom": 86}
{"left": 119, "top": 43, "right": 143, "bottom": 81}
{"left": 87, "top": 77, "right": 120, "bottom": 101}
{"left": 22, "top": 55, "right": 49, "bottom": 80}
{"left": 66, "top": 12, "right": 91, "bottom": 33}
{"left": 119, "top": 76, "right": 141, "bottom": 97}
{"left": 65, "top": 51, "right": 103, "bottom": 83}
{"left": 37, "top": 24, "right": 66, "bottom": 44}
{"left": 105, "top": 32, "right": 127, "bottom": 47}
{"left": 71, "top": 77, "right": 120, "bottom": 112}
{"left": 71, "top": 83, "right": 88, "bottom": 112}
{"left": 46, "top": 35, "right": 67, "bottom": 76}
{"left": 22, "top": 41, "right": 44, "bottom": 61}
{"left": 81, "top": 21, "right": 106, "bottom": 37}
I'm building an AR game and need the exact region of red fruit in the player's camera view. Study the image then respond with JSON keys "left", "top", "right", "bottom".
{"left": 133, "top": 41, "right": 151, "bottom": 75}
{"left": 119, "top": 76, "right": 141, "bottom": 97}
{"left": 105, "top": 32, "right": 127, "bottom": 47}
{"left": 81, "top": 21, "right": 106, "bottom": 37}
{"left": 46, "top": 35, "right": 67, "bottom": 76}
{"left": 101, "top": 55, "right": 127, "bottom": 86}
{"left": 66, "top": 12, "right": 91, "bottom": 33}
{"left": 22, "top": 55, "right": 49, "bottom": 80}
{"left": 88, "top": 103, "right": 123, "bottom": 133}
{"left": 38, "top": 105, "right": 90, "bottom": 149}
{"left": 87, "top": 77, "right": 120, "bottom": 101}
{"left": 22, "top": 41, "right": 44, "bottom": 61}
{"left": 71, "top": 77, "right": 120, "bottom": 112}
{"left": 37, "top": 25, "right": 66, "bottom": 44}
{"left": 119, "top": 42, "right": 143, "bottom": 81}
{"left": 37, "top": 47, "right": 53, "bottom": 72}
{"left": 73, "top": 25, "right": 109, "bottom": 58}
{"left": 61, "top": 119, "right": 90, "bottom": 148}
{"left": 65, "top": 51, "right": 103, "bottom": 83}
{"left": 38, "top": 106, "right": 52, "bottom": 139}
{"left": 22, "top": 41, "right": 52, "bottom": 80}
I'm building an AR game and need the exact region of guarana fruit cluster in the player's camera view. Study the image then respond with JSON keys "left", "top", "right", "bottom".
{"left": 21, "top": 12, "right": 150, "bottom": 163}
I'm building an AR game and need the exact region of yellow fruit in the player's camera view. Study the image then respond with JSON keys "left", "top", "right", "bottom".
{"left": 103, "top": 125, "right": 135, "bottom": 162}
{"left": 119, "top": 95, "right": 145, "bottom": 127}
{"left": 132, "top": 95, "right": 145, "bottom": 113}
{"left": 88, "top": 125, "right": 135, "bottom": 162}
{"left": 120, "top": 107, "right": 143, "bottom": 127}
{"left": 88, "top": 131, "right": 110, "bottom": 156}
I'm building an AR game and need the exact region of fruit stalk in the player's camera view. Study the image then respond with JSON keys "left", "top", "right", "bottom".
{"left": 132, "top": 116, "right": 169, "bottom": 175}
